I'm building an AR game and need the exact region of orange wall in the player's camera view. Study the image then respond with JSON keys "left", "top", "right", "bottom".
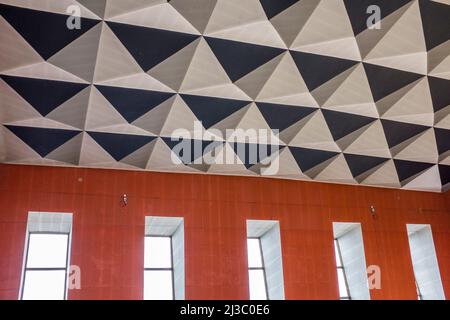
{"left": 0, "top": 163, "right": 449, "bottom": 300}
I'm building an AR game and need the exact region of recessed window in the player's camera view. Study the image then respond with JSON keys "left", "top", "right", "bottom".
{"left": 144, "top": 216, "right": 184, "bottom": 300}
{"left": 247, "top": 238, "right": 268, "bottom": 300}
{"left": 144, "top": 236, "right": 174, "bottom": 300}
{"left": 20, "top": 212, "right": 72, "bottom": 300}
{"left": 247, "top": 220, "right": 285, "bottom": 300}
{"left": 332, "top": 222, "right": 370, "bottom": 300}
{"left": 407, "top": 224, "right": 445, "bottom": 300}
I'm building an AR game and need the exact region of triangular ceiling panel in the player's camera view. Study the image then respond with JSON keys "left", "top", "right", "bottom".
{"left": 343, "top": 0, "right": 412, "bottom": 36}
{"left": 48, "top": 23, "right": 103, "bottom": 82}
{"left": 322, "top": 109, "right": 376, "bottom": 142}
{"left": 289, "top": 146, "right": 339, "bottom": 174}
{"left": 256, "top": 102, "right": 316, "bottom": 133}
{"left": 87, "top": 131, "right": 156, "bottom": 162}
{"left": 4, "top": 125, "right": 81, "bottom": 157}
{"left": 428, "top": 76, "right": 450, "bottom": 112}
{"left": 291, "top": 51, "right": 359, "bottom": 91}
{"left": 435, "top": 128, "right": 450, "bottom": 159}
{"left": 92, "top": 23, "right": 143, "bottom": 83}
{"left": 77, "top": 0, "right": 107, "bottom": 19}
{"left": 230, "top": 142, "right": 282, "bottom": 169}
{"left": 419, "top": 0, "right": 450, "bottom": 51}
{"left": 259, "top": 0, "right": 299, "bottom": 19}
{"left": 362, "top": 1, "right": 427, "bottom": 75}
{"left": 290, "top": 0, "right": 361, "bottom": 61}
{"left": 0, "top": 0, "right": 449, "bottom": 193}
{"left": 170, "top": 0, "right": 217, "bottom": 34}
{"left": 381, "top": 119, "right": 430, "bottom": 149}
{"left": 363, "top": 63, "right": 424, "bottom": 102}
{"left": 180, "top": 94, "right": 250, "bottom": 129}
{"left": 270, "top": 0, "right": 321, "bottom": 48}
{"left": 107, "top": 21, "right": 199, "bottom": 72}
{"left": 0, "top": 15, "right": 42, "bottom": 72}
{"left": 96, "top": 85, "right": 175, "bottom": 123}
{"left": 256, "top": 52, "right": 318, "bottom": 107}
{"left": 1, "top": 75, "right": 89, "bottom": 117}
{"left": 344, "top": 153, "right": 389, "bottom": 182}
{"left": 394, "top": 159, "right": 435, "bottom": 186}
{"left": 438, "top": 164, "right": 450, "bottom": 191}
{"left": 0, "top": 4, "right": 100, "bottom": 60}
{"left": 205, "top": 36, "right": 284, "bottom": 82}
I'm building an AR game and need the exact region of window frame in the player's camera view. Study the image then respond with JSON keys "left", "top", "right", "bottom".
{"left": 334, "top": 238, "right": 351, "bottom": 300}
{"left": 415, "top": 280, "right": 423, "bottom": 300}
{"left": 247, "top": 237, "right": 269, "bottom": 300}
{"left": 144, "top": 235, "right": 175, "bottom": 300}
{"left": 20, "top": 231, "right": 71, "bottom": 300}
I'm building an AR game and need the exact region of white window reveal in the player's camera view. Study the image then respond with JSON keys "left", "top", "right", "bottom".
{"left": 333, "top": 222, "right": 370, "bottom": 300}
{"left": 407, "top": 224, "right": 445, "bottom": 300}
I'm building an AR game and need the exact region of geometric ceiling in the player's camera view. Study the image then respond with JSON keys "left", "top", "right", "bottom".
{"left": 0, "top": 0, "right": 449, "bottom": 193}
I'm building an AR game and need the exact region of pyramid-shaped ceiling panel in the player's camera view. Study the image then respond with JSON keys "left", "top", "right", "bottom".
{"left": 0, "top": 0, "right": 449, "bottom": 193}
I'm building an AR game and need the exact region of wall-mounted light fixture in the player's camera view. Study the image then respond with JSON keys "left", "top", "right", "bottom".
{"left": 370, "top": 205, "right": 376, "bottom": 218}
{"left": 121, "top": 194, "right": 128, "bottom": 207}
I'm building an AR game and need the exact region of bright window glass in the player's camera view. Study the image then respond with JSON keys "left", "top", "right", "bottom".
{"left": 247, "top": 238, "right": 267, "bottom": 300}
{"left": 26, "top": 234, "right": 68, "bottom": 268}
{"left": 144, "top": 270, "right": 173, "bottom": 300}
{"left": 247, "top": 238, "right": 263, "bottom": 268}
{"left": 144, "top": 236, "right": 174, "bottom": 300}
{"left": 22, "top": 270, "right": 66, "bottom": 300}
{"left": 249, "top": 269, "right": 267, "bottom": 300}
{"left": 22, "top": 233, "right": 69, "bottom": 300}
{"left": 144, "top": 236, "right": 172, "bottom": 268}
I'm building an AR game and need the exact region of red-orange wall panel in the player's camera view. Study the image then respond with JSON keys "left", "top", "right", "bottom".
{"left": 0, "top": 164, "right": 448, "bottom": 300}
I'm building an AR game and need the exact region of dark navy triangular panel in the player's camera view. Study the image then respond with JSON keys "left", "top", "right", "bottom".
{"left": 163, "top": 138, "right": 224, "bottom": 165}
{"left": 259, "top": 0, "right": 300, "bottom": 19}
{"left": 381, "top": 119, "right": 429, "bottom": 148}
{"left": 290, "top": 51, "right": 359, "bottom": 91}
{"left": 393, "top": 159, "right": 434, "bottom": 183}
{"left": 322, "top": 110, "right": 376, "bottom": 141}
{"left": 289, "top": 147, "right": 339, "bottom": 172}
{"left": 1, "top": 75, "right": 89, "bottom": 116}
{"left": 343, "top": 153, "right": 389, "bottom": 178}
{"left": 363, "top": 63, "right": 423, "bottom": 102}
{"left": 256, "top": 103, "right": 317, "bottom": 132}
{"left": 434, "top": 128, "right": 450, "bottom": 156}
{"left": 428, "top": 77, "right": 450, "bottom": 112}
{"left": 5, "top": 125, "right": 81, "bottom": 157}
{"left": 343, "top": 0, "right": 413, "bottom": 35}
{"left": 107, "top": 22, "right": 199, "bottom": 71}
{"left": 205, "top": 37, "right": 285, "bottom": 82}
{"left": 419, "top": 0, "right": 450, "bottom": 50}
{"left": 438, "top": 165, "right": 450, "bottom": 187}
{"left": 88, "top": 131, "right": 156, "bottom": 161}
{"left": 180, "top": 94, "right": 250, "bottom": 129}
{"left": 230, "top": 142, "right": 282, "bottom": 169}
{"left": 96, "top": 85, "right": 175, "bottom": 123}
{"left": 0, "top": 4, "right": 99, "bottom": 60}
